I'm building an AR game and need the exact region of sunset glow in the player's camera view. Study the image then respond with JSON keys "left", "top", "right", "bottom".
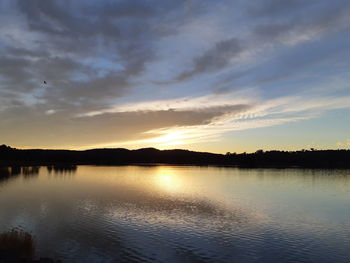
{"left": 1, "top": 1, "right": 350, "bottom": 262}
{"left": 0, "top": 0, "right": 349, "bottom": 152}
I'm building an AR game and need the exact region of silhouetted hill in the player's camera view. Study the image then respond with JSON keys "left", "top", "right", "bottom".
{"left": 1, "top": 144, "right": 350, "bottom": 168}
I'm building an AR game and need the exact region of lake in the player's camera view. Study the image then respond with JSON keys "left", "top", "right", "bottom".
{"left": 0, "top": 165, "right": 349, "bottom": 262}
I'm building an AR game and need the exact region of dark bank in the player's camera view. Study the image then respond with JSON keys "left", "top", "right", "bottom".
{"left": 1, "top": 144, "right": 350, "bottom": 168}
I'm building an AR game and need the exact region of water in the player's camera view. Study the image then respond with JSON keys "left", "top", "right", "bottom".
{"left": 0, "top": 165, "right": 349, "bottom": 262}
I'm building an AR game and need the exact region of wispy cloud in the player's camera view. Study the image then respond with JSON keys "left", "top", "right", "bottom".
{"left": 87, "top": 93, "right": 350, "bottom": 148}
{"left": 78, "top": 89, "right": 258, "bottom": 117}
{"left": 336, "top": 139, "right": 350, "bottom": 146}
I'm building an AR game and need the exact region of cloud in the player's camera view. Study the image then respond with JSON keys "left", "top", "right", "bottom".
{"left": 176, "top": 38, "right": 244, "bottom": 81}
{"left": 0, "top": 102, "right": 248, "bottom": 149}
{"left": 2, "top": 82, "right": 350, "bottom": 149}
{"left": 1, "top": 0, "right": 350, "bottom": 150}
{"left": 170, "top": 0, "right": 350, "bottom": 82}
{"left": 252, "top": 2, "right": 350, "bottom": 45}
{"left": 246, "top": 0, "right": 304, "bottom": 17}
{"left": 336, "top": 139, "right": 350, "bottom": 146}
{"left": 79, "top": 90, "right": 256, "bottom": 116}
{"left": 2, "top": 0, "right": 350, "bottom": 106}
{"left": 0, "top": 0, "right": 191, "bottom": 110}
{"left": 106, "top": 94, "right": 350, "bottom": 148}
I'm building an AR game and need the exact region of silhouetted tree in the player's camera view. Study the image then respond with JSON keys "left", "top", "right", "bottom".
{"left": 1, "top": 145, "right": 350, "bottom": 168}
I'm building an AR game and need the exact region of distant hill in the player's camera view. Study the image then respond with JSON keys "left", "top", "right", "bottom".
{"left": 1, "top": 144, "right": 350, "bottom": 168}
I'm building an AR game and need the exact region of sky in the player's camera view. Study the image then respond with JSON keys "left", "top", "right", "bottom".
{"left": 1, "top": 0, "right": 350, "bottom": 153}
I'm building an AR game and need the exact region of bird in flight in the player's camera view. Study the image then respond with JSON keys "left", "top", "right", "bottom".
{"left": 43, "top": 81, "right": 47, "bottom": 84}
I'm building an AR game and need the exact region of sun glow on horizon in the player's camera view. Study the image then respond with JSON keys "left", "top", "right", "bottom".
{"left": 143, "top": 131, "right": 186, "bottom": 146}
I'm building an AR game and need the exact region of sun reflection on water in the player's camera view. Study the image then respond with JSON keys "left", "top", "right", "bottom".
{"left": 154, "top": 168, "right": 183, "bottom": 194}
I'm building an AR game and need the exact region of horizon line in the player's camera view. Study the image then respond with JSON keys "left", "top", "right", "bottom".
{"left": 1, "top": 144, "right": 349, "bottom": 155}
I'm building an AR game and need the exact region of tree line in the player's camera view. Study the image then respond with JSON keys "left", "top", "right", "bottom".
{"left": 1, "top": 144, "right": 350, "bottom": 168}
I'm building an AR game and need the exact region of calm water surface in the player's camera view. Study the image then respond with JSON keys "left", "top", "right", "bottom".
{"left": 0, "top": 166, "right": 349, "bottom": 262}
